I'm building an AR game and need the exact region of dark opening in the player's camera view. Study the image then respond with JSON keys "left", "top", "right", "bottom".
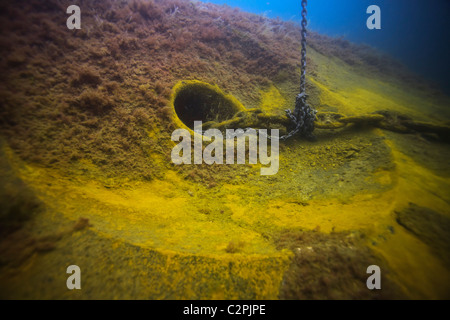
{"left": 174, "top": 83, "right": 239, "bottom": 130}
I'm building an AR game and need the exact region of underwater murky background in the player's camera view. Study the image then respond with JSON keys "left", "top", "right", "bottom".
{"left": 0, "top": 0, "right": 449, "bottom": 299}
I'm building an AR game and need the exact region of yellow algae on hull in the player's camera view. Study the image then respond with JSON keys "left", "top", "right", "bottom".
{"left": 1, "top": 20, "right": 450, "bottom": 299}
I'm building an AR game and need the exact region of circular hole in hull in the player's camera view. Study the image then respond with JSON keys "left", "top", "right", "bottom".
{"left": 173, "top": 82, "right": 242, "bottom": 130}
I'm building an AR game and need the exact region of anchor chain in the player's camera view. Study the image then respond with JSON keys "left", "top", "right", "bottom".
{"left": 202, "top": 1, "right": 450, "bottom": 142}
{"left": 220, "top": 0, "right": 316, "bottom": 140}
{"left": 202, "top": 109, "right": 450, "bottom": 142}
{"left": 279, "top": 0, "right": 317, "bottom": 140}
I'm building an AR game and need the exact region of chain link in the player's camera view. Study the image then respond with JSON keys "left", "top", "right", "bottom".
{"left": 276, "top": 0, "right": 316, "bottom": 141}
{"left": 215, "top": 1, "right": 316, "bottom": 141}
{"left": 300, "top": 0, "right": 308, "bottom": 94}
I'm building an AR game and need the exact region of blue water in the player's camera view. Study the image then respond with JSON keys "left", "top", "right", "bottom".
{"left": 199, "top": 0, "right": 450, "bottom": 93}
